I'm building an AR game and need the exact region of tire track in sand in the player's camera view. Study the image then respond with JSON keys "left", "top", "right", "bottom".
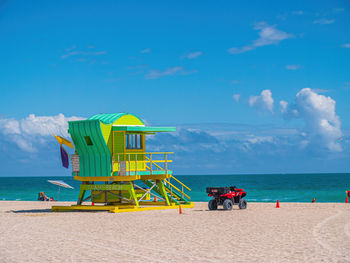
{"left": 310, "top": 209, "right": 350, "bottom": 262}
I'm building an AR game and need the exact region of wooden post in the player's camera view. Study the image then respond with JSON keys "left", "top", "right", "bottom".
{"left": 170, "top": 177, "right": 173, "bottom": 201}
{"left": 77, "top": 182, "right": 87, "bottom": 205}
{"left": 111, "top": 154, "right": 114, "bottom": 175}
{"left": 128, "top": 153, "right": 131, "bottom": 176}
{"left": 156, "top": 180, "right": 170, "bottom": 206}
{"left": 128, "top": 181, "right": 139, "bottom": 207}
{"left": 150, "top": 153, "right": 153, "bottom": 175}
{"left": 135, "top": 153, "right": 137, "bottom": 176}
{"left": 112, "top": 131, "right": 114, "bottom": 175}
{"left": 105, "top": 181, "right": 108, "bottom": 203}
{"left": 165, "top": 153, "right": 167, "bottom": 175}
{"left": 117, "top": 154, "right": 120, "bottom": 176}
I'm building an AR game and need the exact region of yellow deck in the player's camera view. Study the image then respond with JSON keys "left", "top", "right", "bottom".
{"left": 74, "top": 174, "right": 171, "bottom": 182}
{"left": 51, "top": 202, "right": 194, "bottom": 213}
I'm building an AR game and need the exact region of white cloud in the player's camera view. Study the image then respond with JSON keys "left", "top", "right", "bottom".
{"left": 1, "top": 115, "right": 349, "bottom": 174}
{"left": 279, "top": 100, "right": 288, "bottom": 113}
{"left": 65, "top": 45, "right": 77, "bottom": 52}
{"left": 286, "top": 64, "right": 301, "bottom": 70}
{"left": 147, "top": 125, "right": 329, "bottom": 173}
{"left": 313, "top": 19, "right": 335, "bottom": 25}
{"left": 247, "top": 135, "right": 274, "bottom": 144}
{"left": 0, "top": 119, "right": 21, "bottom": 135}
{"left": 282, "top": 88, "right": 342, "bottom": 152}
{"left": 61, "top": 51, "right": 80, "bottom": 59}
{"left": 0, "top": 114, "right": 85, "bottom": 152}
{"left": 145, "top": 67, "right": 183, "bottom": 79}
{"left": 185, "top": 51, "right": 202, "bottom": 59}
{"left": 249, "top": 90, "right": 274, "bottom": 112}
{"left": 292, "top": 10, "right": 304, "bottom": 15}
{"left": 61, "top": 48, "right": 107, "bottom": 59}
{"left": 341, "top": 43, "right": 350, "bottom": 48}
{"left": 145, "top": 66, "right": 197, "bottom": 79}
{"left": 333, "top": 8, "right": 345, "bottom": 12}
{"left": 310, "top": 88, "right": 329, "bottom": 93}
{"left": 13, "top": 136, "right": 37, "bottom": 153}
{"left": 228, "top": 22, "right": 293, "bottom": 54}
{"left": 141, "top": 48, "right": 151, "bottom": 53}
{"left": 20, "top": 114, "right": 83, "bottom": 137}
{"left": 233, "top": 94, "right": 240, "bottom": 102}
{"left": 248, "top": 88, "right": 342, "bottom": 152}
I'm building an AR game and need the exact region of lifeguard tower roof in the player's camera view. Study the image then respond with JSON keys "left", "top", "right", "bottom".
{"left": 88, "top": 113, "right": 175, "bottom": 133}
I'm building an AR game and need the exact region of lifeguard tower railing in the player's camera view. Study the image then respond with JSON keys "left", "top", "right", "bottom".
{"left": 112, "top": 152, "right": 191, "bottom": 202}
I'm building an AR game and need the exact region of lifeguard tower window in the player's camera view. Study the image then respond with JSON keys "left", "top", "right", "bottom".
{"left": 84, "top": 136, "right": 93, "bottom": 146}
{"left": 126, "top": 134, "right": 142, "bottom": 149}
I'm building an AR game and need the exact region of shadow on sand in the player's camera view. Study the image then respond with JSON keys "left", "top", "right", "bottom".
{"left": 8, "top": 209, "right": 52, "bottom": 213}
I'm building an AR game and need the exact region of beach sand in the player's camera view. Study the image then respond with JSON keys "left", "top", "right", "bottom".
{"left": 1, "top": 201, "right": 350, "bottom": 262}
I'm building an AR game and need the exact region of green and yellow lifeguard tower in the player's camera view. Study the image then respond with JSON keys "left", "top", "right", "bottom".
{"left": 52, "top": 113, "right": 193, "bottom": 213}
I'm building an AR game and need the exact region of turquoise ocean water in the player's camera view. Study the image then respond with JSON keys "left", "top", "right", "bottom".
{"left": 0, "top": 174, "right": 349, "bottom": 202}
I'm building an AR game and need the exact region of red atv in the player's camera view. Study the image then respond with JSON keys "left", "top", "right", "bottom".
{"left": 206, "top": 186, "right": 247, "bottom": 210}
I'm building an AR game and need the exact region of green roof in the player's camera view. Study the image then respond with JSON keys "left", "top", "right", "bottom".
{"left": 112, "top": 126, "right": 176, "bottom": 132}
{"left": 88, "top": 113, "right": 144, "bottom": 125}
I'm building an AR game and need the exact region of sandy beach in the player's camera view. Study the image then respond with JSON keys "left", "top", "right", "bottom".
{"left": 0, "top": 201, "right": 349, "bottom": 263}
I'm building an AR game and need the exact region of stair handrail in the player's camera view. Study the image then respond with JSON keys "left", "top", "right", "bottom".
{"left": 170, "top": 175, "right": 191, "bottom": 191}
{"left": 164, "top": 179, "right": 190, "bottom": 199}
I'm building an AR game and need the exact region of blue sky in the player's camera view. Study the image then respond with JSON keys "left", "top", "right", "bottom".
{"left": 0, "top": 0, "right": 350, "bottom": 175}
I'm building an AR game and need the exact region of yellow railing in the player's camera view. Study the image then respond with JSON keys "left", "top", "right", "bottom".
{"left": 164, "top": 178, "right": 190, "bottom": 199}
{"left": 112, "top": 152, "right": 173, "bottom": 175}
{"left": 111, "top": 152, "right": 191, "bottom": 201}
{"left": 170, "top": 175, "right": 191, "bottom": 191}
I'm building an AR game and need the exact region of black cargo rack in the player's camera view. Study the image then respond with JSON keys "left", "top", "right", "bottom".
{"left": 206, "top": 187, "right": 235, "bottom": 195}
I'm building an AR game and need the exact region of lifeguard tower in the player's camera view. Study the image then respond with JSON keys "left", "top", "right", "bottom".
{"left": 52, "top": 113, "right": 193, "bottom": 213}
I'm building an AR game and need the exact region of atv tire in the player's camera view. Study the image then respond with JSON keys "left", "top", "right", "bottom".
{"left": 239, "top": 199, "right": 247, "bottom": 209}
{"left": 223, "top": 199, "right": 233, "bottom": 210}
{"left": 208, "top": 199, "right": 218, "bottom": 210}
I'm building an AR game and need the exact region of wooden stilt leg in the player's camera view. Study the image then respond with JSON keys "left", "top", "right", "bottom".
{"left": 156, "top": 180, "right": 170, "bottom": 206}
{"left": 128, "top": 181, "right": 139, "bottom": 207}
{"left": 77, "top": 189, "right": 86, "bottom": 205}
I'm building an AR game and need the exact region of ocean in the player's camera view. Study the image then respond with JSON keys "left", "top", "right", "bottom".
{"left": 0, "top": 173, "right": 349, "bottom": 202}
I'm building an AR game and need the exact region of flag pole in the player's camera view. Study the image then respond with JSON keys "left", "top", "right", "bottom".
{"left": 57, "top": 186, "right": 61, "bottom": 201}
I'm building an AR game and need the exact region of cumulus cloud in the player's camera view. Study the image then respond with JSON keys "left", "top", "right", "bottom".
{"left": 279, "top": 100, "right": 288, "bottom": 113}
{"left": 20, "top": 114, "right": 83, "bottom": 136}
{"left": 0, "top": 114, "right": 348, "bottom": 174}
{"left": 286, "top": 64, "right": 301, "bottom": 70}
{"left": 1, "top": 119, "right": 21, "bottom": 135}
{"left": 249, "top": 90, "right": 274, "bottom": 112}
{"left": 247, "top": 88, "right": 342, "bottom": 152}
{"left": 313, "top": 19, "right": 335, "bottom": 25}
{"left": 0, "top": 114, "right": 85, "bottom": 152}
{"left": 145, "top": 66, "right": 197, "bottom": 79}
{"left": 233, "top": 94, "right": 240, "bottom": 102}
{"left": 281, "top": 88, "right": 342, "bottom": 152}
{"left": 228, "top": 22, "right": 293, "bottom": 54}
{"left": 146, "top": 125, "right": 327, "bottom": 174}
{"left": 184, "top": 51, "right": 202, "bottom": 59}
